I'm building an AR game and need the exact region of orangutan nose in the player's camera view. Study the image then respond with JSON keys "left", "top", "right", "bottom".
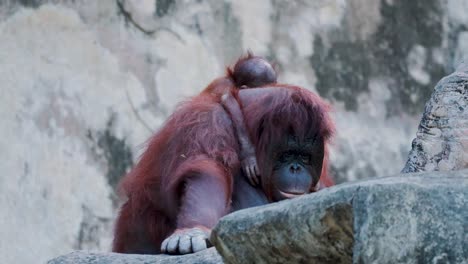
{"left": 289, "top": 163, "right": 301, "bottom": 173}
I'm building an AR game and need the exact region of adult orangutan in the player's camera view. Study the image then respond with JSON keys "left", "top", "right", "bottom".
{"left": 112, "top": 57, "right": 334, "bottom": 255}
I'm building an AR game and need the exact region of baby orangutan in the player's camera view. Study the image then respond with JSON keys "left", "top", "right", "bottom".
{"left": 202, "top": 53, "right": 277, "bottom": 186}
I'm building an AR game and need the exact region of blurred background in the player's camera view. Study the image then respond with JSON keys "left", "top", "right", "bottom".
{"left": 1, "top": 0, "right": 467, "bottom": 263}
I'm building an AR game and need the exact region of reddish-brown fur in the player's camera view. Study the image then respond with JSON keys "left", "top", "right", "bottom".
{"left": 113, "top": 60, "right": 334, "bottom": 254}
{"left": 113, "top": 91, "right": 238, "bottom": 253}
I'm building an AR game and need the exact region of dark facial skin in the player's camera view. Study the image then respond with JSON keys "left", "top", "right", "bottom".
{"left": 231, "top": 135, "right": 324, "bottom": 210}
{"left": 271, "top": 136, "right": 324, "bottom": 201}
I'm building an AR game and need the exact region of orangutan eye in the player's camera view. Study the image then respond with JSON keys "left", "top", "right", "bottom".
{"left": 300, "top": 155, "right": 310, "bottom": 164}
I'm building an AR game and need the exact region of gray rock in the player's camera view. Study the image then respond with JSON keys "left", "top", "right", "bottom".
{"left": 403, "top": 63, "right": 468, "bottom": 173}
{"left": 48, "top": 248, "right": 222, "bottom": 264}
{"left": 212, "top": 170, "right": 468, "bottom": 264}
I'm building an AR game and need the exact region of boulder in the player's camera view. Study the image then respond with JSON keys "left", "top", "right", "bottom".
{"left": 47, "top": 248, "right": 222, "bottom": 264}
{"left": 49, "top": 171, "right": 467, "bottom": 263}
{"left": 212, "top": 170, "right": 468, "bottom": 264}
{"left": 403, "top": 63, "right": 468, "bottom": 173}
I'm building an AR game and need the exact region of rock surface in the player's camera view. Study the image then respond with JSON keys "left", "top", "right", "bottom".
{"left": 212, "top": 170, "right": 468, "bottom": 264}
{"left": 48, "top": 248, "right": 222, "bottom": 264}
{"left": 403, "top": 63, "right": 468, "bottom": 173}
{"left": 50, "top": 170, "right": 468, "bottom": 263}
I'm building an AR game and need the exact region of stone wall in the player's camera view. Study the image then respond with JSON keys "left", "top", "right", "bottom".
{"left": 1, "top": 1, "right": 468, "bottom": 263}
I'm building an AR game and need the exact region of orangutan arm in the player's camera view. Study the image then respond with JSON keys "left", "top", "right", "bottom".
{"left": 221, "top": 91, "right": 260, "bottom": 186}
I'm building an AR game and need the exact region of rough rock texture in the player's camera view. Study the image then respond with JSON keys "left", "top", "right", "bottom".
{"left": 403, "top": 63, "right": 468, "bottom": 173}
{"left": 1, "top": 0, "right": 468, "bottom": 263}
{"left": 212, "top": 170, "right": 468, "bottom": 264}
{"left": 48, "top": 248, "right": 222, "bottom": 264}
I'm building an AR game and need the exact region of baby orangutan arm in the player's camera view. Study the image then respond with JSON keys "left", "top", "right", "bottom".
{"left": 221, "top": 91, "right": 260, "bottom": 186}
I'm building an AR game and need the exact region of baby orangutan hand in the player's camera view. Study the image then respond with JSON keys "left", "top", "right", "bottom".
{"left": 242, "top": 154, "right": 260, "bottom": 186}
